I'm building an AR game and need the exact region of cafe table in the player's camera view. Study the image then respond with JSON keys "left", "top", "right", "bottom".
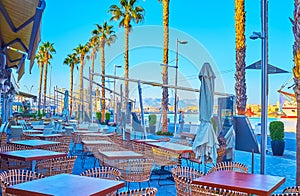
{"left": 9, "top": 139, "right": 60, "bottom": 148}
{"left": 0, "top": 149, "right": 67, "bottom": 171}
{"left": 192, "top": 170, "right": 286, "bottom": 196}
{"left": 146, "top": 141, "right": 193, "bottom": 154}
{"left": 23, "top": 129, "right": 43, "bottom": 134}
{"left": 6, "top": 173, "right": 125, "bottom": 196}
{"left": 26, "top": 133, "right": 62, "bottom": 140}
{"left": 99, "top": 150, "right": 144, "bottom": 161}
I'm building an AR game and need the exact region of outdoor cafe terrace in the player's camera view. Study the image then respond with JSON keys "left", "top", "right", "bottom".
{"left": 0, "top": 119, "right": 295, "bottom": 196}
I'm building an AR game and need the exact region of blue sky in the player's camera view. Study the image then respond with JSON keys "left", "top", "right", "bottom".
{"left": 19, "top": 0, "right": 294, "bottom": 105}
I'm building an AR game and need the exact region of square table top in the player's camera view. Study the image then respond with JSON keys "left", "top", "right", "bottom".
{"left": 9, "top": 140, "right": 60, "bottom": 148}
{"left": 23, "top": 130, "right": 43, "bottom": 134}
{"left": 146, "top": 141, "right": 193, "bottom": 154}
{"left": 100, "top": 150, "right": 144, "bottom": 160}
{"left": 6, "top": 173, "right": 125, "bottom": 196}
{"left": 26, "top": 134, "right": 62, "bottom": 138}
{"left": 0, "top": 149, "right": 67, "bottom": 162}
{"left": 82, "top": 140, "right": 112, "bottom": 145}
{"left": 133, "top": 139, "right": 162, "bottom": 143}
{"left": 192, "top": 171, "right": 286, "bottom": 196}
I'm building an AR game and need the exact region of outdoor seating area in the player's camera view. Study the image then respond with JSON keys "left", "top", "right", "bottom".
{"left": 0, "top": 117, "right": 293, "bottom": 195}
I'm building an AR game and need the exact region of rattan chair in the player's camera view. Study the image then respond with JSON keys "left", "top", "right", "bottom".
{"left": 206, "top": 161, "right": 248, "bottom": 175}
{"left": 191, "top": 184, "right": 248, "bottom": 196}
{"left": 171, "top": 166, "right": 204, "bottom": 196}
{"left": 117, "top": 158, "right": 154, "bottom": 189}
{"left": 0, "top": 132, "right": 7, "bottom": 147}
{"left": 80, "top": 167, "right": 121, "bottom": 181}
{"left": 35, "top": 156, "right": 77, "bottom": 176}
{"left": 43, "top": 143, "right": 70, "bottom": 154}
{"left": 283, "top": 186, "right": 300, "bottom": 194}
{"left": 116, "top": 187, "right": 158, "bottom": 196}
{"left": 0, "top": 144, "right": 31, "bottom": 170}
{"left": 0, "top": 169, "right": 44, "bottom": 196}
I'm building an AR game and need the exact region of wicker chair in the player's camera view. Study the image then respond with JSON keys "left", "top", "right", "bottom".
{"left": 117, "top": 187, "right": 158, "bottom": 196}
{"left": 35, "top": 156, "right": 77, "bottom": 176}
{"left": 283, "top": 186, "right": 300, "bottom": 194}
{"left": 0, "top": 169, "right": 44, "bottom": 196}
{"left": 80, "top": 167, "right": 121, "bottom": 181}
{"left": 191, "top": 184, "right": 248, "bottom": 196}
{"left": 207, "top": 161, "right": 248, "bottom": 175}
{"left": 117, "top": 158, "right": 154, "bottom": 189}
{"left": 0, "top": 132, "right": 7, "bottom": 147}
{"left": 0, "top": 144, "right": 31, "bottom": 170}
{"left": 43, "top": 143, "right": 70, "bottom": 154}
{"left": 171, "top": 166, "right": 204, "bottom": 196}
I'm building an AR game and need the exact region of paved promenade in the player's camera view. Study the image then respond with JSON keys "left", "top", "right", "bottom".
{"left": 71, "top": 132, "right": 297, "bottom": 195}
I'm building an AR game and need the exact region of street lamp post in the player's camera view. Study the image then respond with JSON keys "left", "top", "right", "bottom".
{"left": 249, "top": 0, "right": 268, "bottom": 174}
{"left": 174, "top": 39, "right": 188, "bottom": 136}
{"left": 114, "top": 65, "right": 122, "bottom": 123}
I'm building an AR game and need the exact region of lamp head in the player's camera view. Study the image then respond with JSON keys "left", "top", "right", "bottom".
{"left": 250, "top": 32, "right": 263, "bottom": 40}
{"left": 177, "top": 40, "right": 188, "bottom": 44}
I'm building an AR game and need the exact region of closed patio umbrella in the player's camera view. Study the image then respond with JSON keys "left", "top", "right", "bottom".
{"left": 192, "top": 63, "right": 219, "bottom": 163}
{"left": 62, "top": 90, "right": 70, "bottom": 121}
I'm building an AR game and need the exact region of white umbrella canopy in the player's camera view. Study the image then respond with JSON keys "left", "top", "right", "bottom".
{"left": 192, "top": 62, "right": 219, "bottom": 163}
{"left": 62, "top": 90, "right": 70, "bottom": 121}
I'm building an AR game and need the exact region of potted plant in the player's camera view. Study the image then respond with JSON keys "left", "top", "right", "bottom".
{"left": 96, "top": 112, "right": 101, "bottom": 124}
{"left": 105, "top": 112, "right": 111, "bottom": 125}
{"left": 269, "top": 121, "right": 285, "bottom": 156}
{"left": 148, "top": 114, "right": 157, "bottom": 133}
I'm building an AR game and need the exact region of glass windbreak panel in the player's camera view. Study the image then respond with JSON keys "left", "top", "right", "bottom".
{"left": 217, "top": 96, "right": 236, "bottom": 136}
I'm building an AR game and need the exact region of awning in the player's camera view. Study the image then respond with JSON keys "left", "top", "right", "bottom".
{"left": 17, "top": 91, "right": 37, "bottom": 99}
{"left": 246, "top": 60, "right": 289, "bottom": 74}
{"left": 0, "top": 0, "right": 45, "bottom": 80}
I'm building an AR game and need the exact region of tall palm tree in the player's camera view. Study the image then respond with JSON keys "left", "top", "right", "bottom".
{"left": 292, "top": 0, "right": 300, "bottom": 185}
{"left": 92, "top": 22, "right": 116, "bottom": 123}
{"left": 63, "top": 53, "right": 79, "bottom": 116}
{"left": 234, "top": 0, "right": 247, "bottom": 115}
{"left": 35, "top": 52, "right": 44, "bottom": 114}
{"left": 88, "top": 35, "right": 99, "bottom": 118}
{"left": 40, "top": 42, "right": 56, "bottom": 113}
{"left": 108, "top": 0, "right": 145, "bottom": 117}
{"left": 74, "top": 43, "right": 90, "bottom": 123}
{"left": 158, "top": 0, "right": 170, "bottom": 132}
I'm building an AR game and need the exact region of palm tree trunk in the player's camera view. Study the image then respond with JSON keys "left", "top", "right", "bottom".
{"left": 293, "top": 0, "right": 300, "bottom": 185}
{"left": 101, "top": 44, "right": 106, "bottom": 123}
{"left": 161, "top": 0, "right": 170, "bottom": 132}
{"left": 234, "top": 0, "right": 247, "bottom": 115}
{"left": 79, "top": 56, "right": 84, "bottom": 123}
{"left": 124, "top": 18, "right": 130, "bottom": 121}
{"left": 38, "top": 63, "right": 44, "bottom": 113}
{"left": 295, "top": 79, "right": 300, "bottom": 185}
{"left": 43, "top": 63, "right": 48, "bottom": 113}
{"left": 70, "top": 65, "right": 74, "bottom": 116}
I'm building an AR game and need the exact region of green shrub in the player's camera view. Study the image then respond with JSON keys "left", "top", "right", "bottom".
{"left": 96, "top": 112, "right": 101, "bottom": 120}
{"left": 149, "top": 114, "right": 157, "bottom": 125}
{"left": 269, "top": 121, "right": 284, "bottom": 141}
{"left": 105, "top": 112, "right": 111, "bottom": 121}
{"left": 156, "top": 131, "right": 173, "bottom": 136}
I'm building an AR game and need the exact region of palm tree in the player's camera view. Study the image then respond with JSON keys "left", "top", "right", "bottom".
{"left": 108, "top": 0, "right": 145, "bottom": 117}
{"left": 63, "top": 53, "right": 79, "bottom": 116}
{"left": 88, "top": 35, "right": 99, "bottom": 118}
{"left": 35, "top": 52, "right": 44, "bottom": 114}
{"left": 74, "top": 43, "right": 90, "bottom": 123}
{"left": 40, "top": 42, "right": 56, "bottom": 113}
{"left": 234, "top": 0, "right": 247, "bottom": 115}
{"left": 292, "top": 0, "right": 300, "bottom": 185}
{"left": 92, "top": 22, "right": 116, "bottom": 123}
{"left": 158, "top": 0, "right": 170, "bottom": 132}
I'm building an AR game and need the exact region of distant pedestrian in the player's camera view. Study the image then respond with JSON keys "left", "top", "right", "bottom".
{"left": 178, "top": 111, "right": 185, "bottom": 134}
